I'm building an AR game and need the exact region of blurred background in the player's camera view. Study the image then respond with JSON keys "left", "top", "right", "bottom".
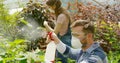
{"left": 0, "top": 0, "right": 120, "bottom": 63}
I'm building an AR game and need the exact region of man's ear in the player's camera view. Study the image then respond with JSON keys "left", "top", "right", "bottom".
{"left": 87, "top": 33, "right": 92, "bottom": 40}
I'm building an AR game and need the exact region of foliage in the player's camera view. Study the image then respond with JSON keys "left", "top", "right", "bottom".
{"left": 108, "top": 51, "right": 120, "bottom": 63}
{"left": 0, "top": 38, "right": 45, "bottom": 63}
{"left": 68, "top": 1, "right": 120, "bottom": 22}
{"left": 67, "top": 58, "right": 76, "bottom": 63}
{"left": 0, "top": 0, "right": 19, "bottom": 41}
{"left": 17, "top": 0, "right": 56, "bottom": 51}
{"left": 95, "top": 21, "right": 120, "bottom": 52}
{"left": 0, "top": 0, "right": 45, "bottom": 63}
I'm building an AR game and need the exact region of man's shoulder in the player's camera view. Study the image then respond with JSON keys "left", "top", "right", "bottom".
{"left": 91, "top": 47, "right": 106, "bottom": 61}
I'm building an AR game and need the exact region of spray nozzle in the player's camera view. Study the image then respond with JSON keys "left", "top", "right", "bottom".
{"left": 47, "top": 32, "right": 54, "bottom": 40}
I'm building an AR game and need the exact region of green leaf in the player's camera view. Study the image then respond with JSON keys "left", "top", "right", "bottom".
{"left": 15, "top": 57, "right": 27, "bottom": 63}
{"left": 13, "top": 39, "right": 25, "bottom": 44}
{"left": 20, "top": 19, "right": 28, "bottom": 25}
{"left": 9, "top": 39, "right": 25, "bottom": 47}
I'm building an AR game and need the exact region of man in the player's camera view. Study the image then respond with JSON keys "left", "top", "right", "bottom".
{"left": 47, "top": 20, "right": 108, "bottom": 63}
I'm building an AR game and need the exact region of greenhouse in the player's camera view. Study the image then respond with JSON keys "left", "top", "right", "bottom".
{"left": 0, "top": 0, "right": 120, "bottom": 63}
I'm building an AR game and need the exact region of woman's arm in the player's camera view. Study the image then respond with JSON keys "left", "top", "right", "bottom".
{"left": 54, "top": 14, "right": 66, "bottom": 34}
{"left": 44, "top": 14, "right": 66, "bottom": 34}
{"left": 44, "top": 21, "right": 54, "bottom": 32}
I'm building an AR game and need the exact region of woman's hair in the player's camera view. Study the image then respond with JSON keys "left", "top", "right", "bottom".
{"left": 46, "top": 0, "right": 61, "bottom": 10}
{"left": 46, "top": 0, "right": 64, "bottom": 16}
{"left": 46, "top": 0, "right": 71, "bottom": 23}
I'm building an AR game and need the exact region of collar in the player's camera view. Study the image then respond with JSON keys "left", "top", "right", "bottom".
{"left": 85, "top": 42, "right": 100, "bottom": 54}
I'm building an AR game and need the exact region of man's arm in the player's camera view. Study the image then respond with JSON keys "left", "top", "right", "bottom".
{"left": 57, "top": 42, "right": 107, "bottom": 63}
{"left": 56, "top": 41, "right": 81, "bottom": 60}
{"left": 49, "top": 32, "right": 80, "bottom": 60}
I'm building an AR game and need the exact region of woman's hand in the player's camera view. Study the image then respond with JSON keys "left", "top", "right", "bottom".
{"left": 44, "top": 21, "right": 48, "bottom": 26}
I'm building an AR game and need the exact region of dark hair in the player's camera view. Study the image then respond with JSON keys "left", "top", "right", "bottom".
{"left": 46, "top": 0, "right": 61, "bottom": 10}
{"left": 71, "top": 20, "right": 94, "bottom": 34}
{"left": 46, "top": 0, "right": 62, "bottom": 17}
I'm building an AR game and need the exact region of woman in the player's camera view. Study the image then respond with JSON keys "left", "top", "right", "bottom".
{"left": 44, "top": 0, "right": 72, "bottom": 63}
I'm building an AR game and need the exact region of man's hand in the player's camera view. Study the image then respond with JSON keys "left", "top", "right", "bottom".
{"left": 46, "top": 32, "right": 61, "bottom": 44}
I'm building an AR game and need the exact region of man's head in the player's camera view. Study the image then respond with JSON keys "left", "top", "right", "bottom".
{"left": 71, "top": 20, "right": 94, "bottom": 48}
{"left": 46, "top": 0, "right": 61, "bottom": 10}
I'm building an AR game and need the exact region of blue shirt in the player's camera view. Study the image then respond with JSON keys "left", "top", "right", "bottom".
{"left": 56, "top": 42, "right": 108, "bottom": 63}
